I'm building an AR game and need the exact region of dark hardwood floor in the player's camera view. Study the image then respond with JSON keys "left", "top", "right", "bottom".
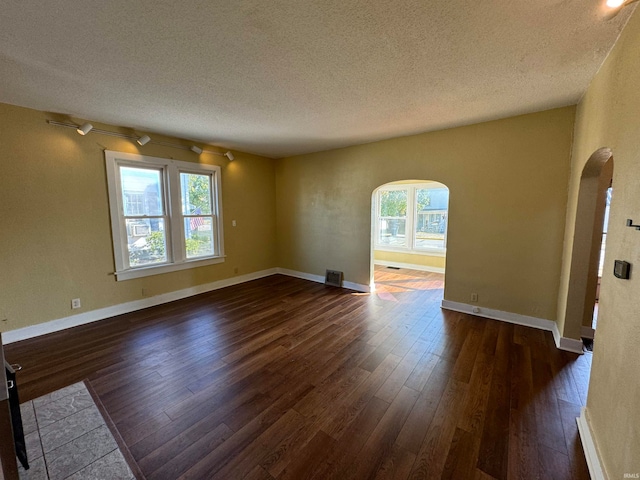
{"left": 5, "top": 267, "right": 592, "bottom": 479}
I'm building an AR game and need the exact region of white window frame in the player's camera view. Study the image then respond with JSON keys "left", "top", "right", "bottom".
{"left": 105, "top": 150, "right": 224, "bottom": 281}
{"left": 374, "top": 182, "right": 448, "bottom": 256}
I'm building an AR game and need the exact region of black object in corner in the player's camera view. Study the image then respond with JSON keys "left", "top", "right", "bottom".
{"left": 4, "top": 361, "right": 28, "bottom": 470}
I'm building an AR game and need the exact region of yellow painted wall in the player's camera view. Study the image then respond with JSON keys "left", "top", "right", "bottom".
{"left": 561, "top": 9, "right": 640, "bottom": 477}
{"left": 373, "top": 250, "right": 445, "bottom": 271}
{"left": 0, "top": 103, "right": 277, "bottom": 332}
{"left": 275, "top": 107, "right": 575, "bottom": 320}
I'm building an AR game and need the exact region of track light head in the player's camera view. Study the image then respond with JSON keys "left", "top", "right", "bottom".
{"left": 76, "top": 123, "right": 93, "bottom": 135}
{"left": 604, "top": 0, "right": 639, "bottom": 19}
{"left": 224, "top": 151, "right": 235, "bottom": 161}
{"left": 137, "top": 135, "right": 151, "bottom": 146}
{"left": 190, "top": 145, "right": 203, "bottom": 154}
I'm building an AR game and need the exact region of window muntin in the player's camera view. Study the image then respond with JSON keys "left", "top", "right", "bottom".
{"left": 375, "top": 183, "right": 448, "bottom": 254}
{"left": 105, "top": 151, "right": 224, "bottom": 280}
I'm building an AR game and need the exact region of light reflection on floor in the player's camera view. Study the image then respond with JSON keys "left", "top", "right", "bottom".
{"left": 373, "top": 265, "right": 444, "bottom": 302}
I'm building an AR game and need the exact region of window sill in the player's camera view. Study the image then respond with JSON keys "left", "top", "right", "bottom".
{"left": 374, "top": 246, "right": 447, "bottom": 257}
{"left": 114, "top": 256, "right": 226, "bottom": 281}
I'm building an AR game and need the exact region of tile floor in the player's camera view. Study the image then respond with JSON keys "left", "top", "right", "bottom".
{"left": 17, "top": 382, "right": 134, "bottom": 480}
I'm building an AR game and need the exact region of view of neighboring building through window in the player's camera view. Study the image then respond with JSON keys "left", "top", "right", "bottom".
{"left": 375, "top": 182, "right": 449, "bottom": 253}
{"left": 105, "top": 151, "right": 224, "bottom": 281}
{"left": 414, "top": 186, "right": 448, "bottom": 250}
{"left": 120, "top": 166, "right": 167, "bottom": 267}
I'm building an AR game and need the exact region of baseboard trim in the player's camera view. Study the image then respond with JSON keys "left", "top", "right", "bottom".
{"left": 373, "top": 260, "right": 445, "bottom": 274}
{"left": 3, "top": 268, "right": 278, "bottom": 344}
{"left": 276, "top": 268, "right": 370, "bottom": 293}
{"left": 556, "top": 336, "right": 585, "bottom": 354}
{"left": 577, "top": 407, "right": 607, "bottom": 480}
{"left": 440, "top": 299, "right": 584, "bottom": 354}
{"left": 581, "top": 326, "right": 596, "bottom": 339}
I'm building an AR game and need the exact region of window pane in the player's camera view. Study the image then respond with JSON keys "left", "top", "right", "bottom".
{"left": 378, "top": 190, "right": 407, "bottom": 246}
{"left": 126, "top": 218, "right": 167, "bottom": 266}
{"left": 120, "top": 167, "right": 164, "bottom": 216}
{"left": 415, "top": 188, "right": 449, "bottom": 249}
{"left": 379, "top": 190, "right": 407, "bottom": 217}
{"left": 378, "top": 218, "right": 407, "bottom": 246}
{"left": 180, "top": 173, "right": 212, "bottom": 215}
{"left": 184, "top": 217, "right": 214, "bottom": 258}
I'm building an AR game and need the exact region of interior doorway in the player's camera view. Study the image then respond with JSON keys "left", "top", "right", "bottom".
{"left": 370, "top": 180, "right": 449, "bottom": 298}
{"left": 563, "top": 148, "right": 613, "bottom": 349}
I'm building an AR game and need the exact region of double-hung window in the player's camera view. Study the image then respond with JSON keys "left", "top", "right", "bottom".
{"left": 374, "top": 182, "right": 449, "bottom": 255}
{"left": 105, "top": 151, "right": 224, "bottom": 280}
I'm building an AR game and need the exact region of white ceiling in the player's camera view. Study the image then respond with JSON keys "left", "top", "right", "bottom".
{"left": 0, "top": 1, "right": 634, "bottom": 158}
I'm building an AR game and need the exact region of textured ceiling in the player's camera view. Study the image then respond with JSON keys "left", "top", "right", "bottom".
{"left": 0, "top": 1, "right": 634, "bottom": 158}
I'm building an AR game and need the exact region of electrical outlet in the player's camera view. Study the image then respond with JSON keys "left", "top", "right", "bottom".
{"left": 471, "top": 293, "right": 478, "bottom": 302}
{"left": 232, "top": 220, "right": 237, "bottom": 227}
{"left": 71, "top": 298, "right": 81, "bottom": 309}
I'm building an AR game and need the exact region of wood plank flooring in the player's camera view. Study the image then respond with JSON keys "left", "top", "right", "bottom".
{"left": 4, "top": 267, "right": 592, "bottom": 479}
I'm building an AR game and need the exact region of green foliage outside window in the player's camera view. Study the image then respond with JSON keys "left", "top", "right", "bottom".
{"left": 147, "top": 231, "right": 166, "bottom": 257}
{"left": 416, "top": 189, "right": 431, "bottom": 211}
{"left": 186, "top": 174, "right": 212, "bottom": 214}
{"left": 380, "top": 190, "right": 407, "bottom": 217}
{"left": 186, "top": 233, "right": 211, "bottom": 257}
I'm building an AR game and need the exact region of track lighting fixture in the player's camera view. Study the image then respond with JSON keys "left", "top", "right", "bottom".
{"left": 76, "top": 123, "right": 93, "bottom": 136}
{"left": 137, "top": 135, "right": 151, "bottom": 146}
{"left": 604, "top": 0, "right": 639, "bottom": 19}
{"left": 49, "top": 121, "right": 231, "bottom": 159}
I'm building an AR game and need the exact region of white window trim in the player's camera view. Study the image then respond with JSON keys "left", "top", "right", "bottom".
{"left": 374, "top": 182, "right": 448, "bottom": 256}
{"left": 105, "top": 150, "right": 225, "bottom": 281}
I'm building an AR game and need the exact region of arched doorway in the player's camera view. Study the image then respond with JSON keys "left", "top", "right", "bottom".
{"left": 370, "top": 180, "right": 449, "bottom": 296}
{"left": 563, "top": 148, "right": 614, "bottom": 346}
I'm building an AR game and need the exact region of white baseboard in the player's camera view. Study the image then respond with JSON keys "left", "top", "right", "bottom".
{"left": 3, "top": 267, "right": 371, "bottom": 344}
{"left": 440, "top": 299, "right": 584, "bottom": 354}
{"left": 577, "top": 407, "right": 607, "bottom": 480}
{"left": 581, "top": 326, "right": 596, "bottom": 339}
{"left": 556, "top": 336, "right": 585, "bottom": 354}
{"left": 374, "top": 260, "right": 445, "bottom": 274}
{"left": 276, "top": 268, "right": 324, "bottom": 284}
{"left": 3, "top": 268, "right": 278, "bottom": 344}
{"left": 275, "top": 268, "right": 370, "bottom": 293}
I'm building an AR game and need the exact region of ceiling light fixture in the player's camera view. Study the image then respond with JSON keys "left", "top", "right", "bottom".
{"left": 76, "top": 123, "right": 93, "bottom": 135}
{"left": 137, "top": 135, "right": 151, "bottom": 146}
{"left": 604, "top": 0, "right": 638, "bottom": 18}
{"left": 224, "top": 151, "right": 234, "bottom": 161}
{"left": 48, "top": 121, "right": 229, "bottom": 158}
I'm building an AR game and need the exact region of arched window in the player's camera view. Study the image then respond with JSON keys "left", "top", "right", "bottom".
{"left": 374, "top": 181, "right": 449, "bottom": 254}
